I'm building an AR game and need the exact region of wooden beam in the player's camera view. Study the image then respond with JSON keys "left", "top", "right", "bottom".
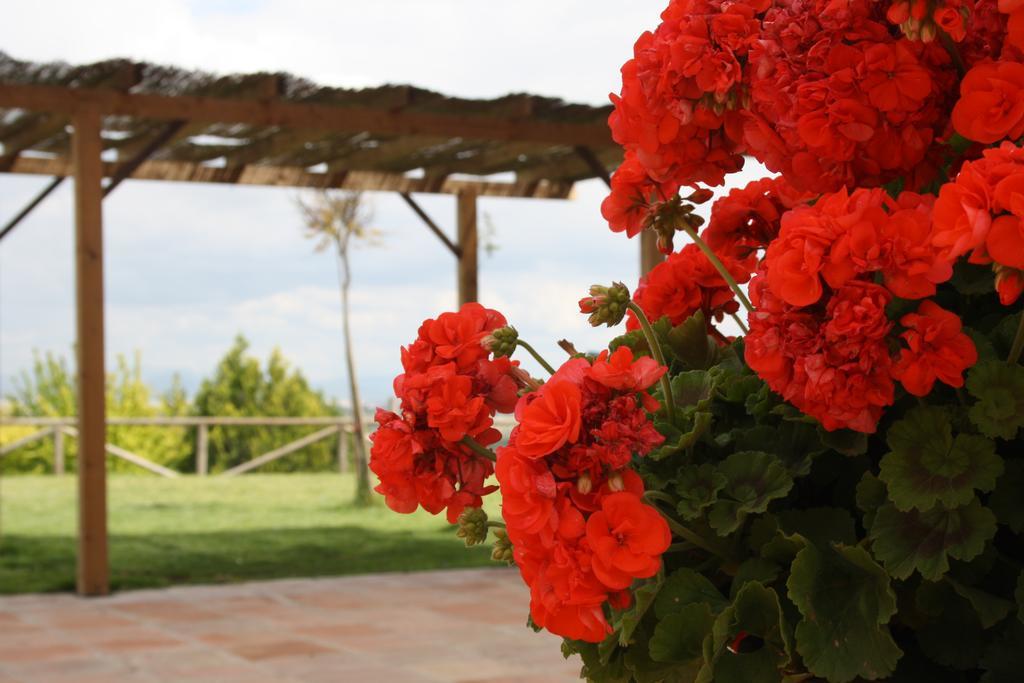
{"left": 72, "top": 104, "right": 109, "bottom": 597}
{"left": 0, "top": 176, "right": 65, "bottom": 242}
{"left": 3, "top": 155, "right": 575, "bottom": 199}
{"left": 103, "top": 121, "right": 186, "bottom": 197}
{"left": 457, "top": 190, "right": 478, "bottom": 305}
{"left": 398, "top": 192, "right": 460, "bottom": 257}
{"left": 0, "top": 83, "right": 614, "bottom": 149}
{"left": 640, "top": 229, "right": 663, "bottom": 276}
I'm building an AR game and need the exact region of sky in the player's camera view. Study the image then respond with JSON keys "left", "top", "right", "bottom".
{"left": 0, "top": 0, "right": 765, "bottom": 406}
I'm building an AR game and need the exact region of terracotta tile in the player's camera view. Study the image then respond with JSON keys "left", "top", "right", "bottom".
{"left": 228, "top": 638, "right": 336, "bottom": 661}
{"left": 0, "top": 642, "right": 85, "bottom": 664}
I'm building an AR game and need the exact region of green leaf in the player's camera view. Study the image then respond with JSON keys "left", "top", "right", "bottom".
{"left": 665, "top": 311, "right": 719, "bottom": 369}
{"left": 967, "top": 361, "right": 1024, "bottom": 440}
{"left": 675, "top": 464, "right": 727, "bottom": 520}
{"left": 869, "top": 499, "right": 997, "bottom": 580}
{"left": 857, "top": 472, "right": 888, "bottom": 531}
{"left": 818, "top": 427, "right": 869, "bottom": 457}
{"left": 787, "top": 544, "right": 902, "bottom": 683}
{"left": 951, "top": 261, "right": 997, "bottom": 295}
{"left": 1017, "top": 572, "right": 1024, "bottom": 623}
{"left": 648, "top": 603, "right": 714, "bottom": 663}
{"left": 916, "top": 582, "right": 988, "bottom": 670}
{"left": 700, "top": 582, "right": 792, "bottom": 683}
{"left": 615, "top": 575, "right": 663, "bottom": 648}
{"left": 981, "top": 620, "right": 1024, "bottom": 683}
{"left": 880, "top": 406, "right": 1002, "bottom": 512}
{"left": 989, "top": 459, "right": 1024, "bottom": 534}
{"left": 708, "top": 451, "right": 794, "bottom": 536}
{"left": 672, "top": 370, "right": 717, "bottom": 410}
{"left": 655, "top": 568, "right": 728, "bottom": 619}
{"left": 777, "top": 507, "right": 857, "bottom": 548}
{"left": 948, "top": 578, "right": 1014, "bottom": 629}
{"left": 650, "top": 410, "right": 714, "bottom": 461}
{"left": 730, "top": 558, "right": 781, "bottom": 599}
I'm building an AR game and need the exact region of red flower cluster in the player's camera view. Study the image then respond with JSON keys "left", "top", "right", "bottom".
{"left": 628, "top": 243, "right": 751, "bottom": 336}
{"left": 743, "top": 0, "right": 957, "bottom": 193}
{"left": 497, "top": 348, "right": 670, "bottom": 642}
{"left": 701, "top": 176, "right": 812, "bottom": 261}
{"left": 933, "top": 142, "right": 1024, "bottom": 304}
{"left": 370, "top": 304, "right": 519, "bottom": 523}
{"left": 603, "top": 0, "right": 763, "bottom": 236}
{"left": 747, "top": 188, "right": 976, "bottom": 432}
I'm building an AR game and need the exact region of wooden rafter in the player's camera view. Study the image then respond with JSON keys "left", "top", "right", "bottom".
{"left": 3, "top": 155, "right": 575, "bottom": 199}
{"left": 0, "top": 83, "right": 613, "bottom": 148}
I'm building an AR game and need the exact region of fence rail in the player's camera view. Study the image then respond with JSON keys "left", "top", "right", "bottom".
{"left": 0, "top": 415, "right": 517, "bottom": 477}
{"left": 0, "top": 416, "right": 371, "bottom": 477}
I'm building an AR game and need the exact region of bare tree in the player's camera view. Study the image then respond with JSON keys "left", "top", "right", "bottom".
{"left": 297, "top": 191, "right": 380, "bottom": 506}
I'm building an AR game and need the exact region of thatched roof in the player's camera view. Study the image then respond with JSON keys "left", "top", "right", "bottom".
{"left": 0, "top": 53, "right": 620, "bottom": 198}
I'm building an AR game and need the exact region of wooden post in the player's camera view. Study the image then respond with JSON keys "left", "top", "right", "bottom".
{"left": 337, "top": 426, "right": 349, "bottom": 473}
{"left": 457, "top": 190, "right": 478, "bottom": 304}
{"left": 73, "top": 105, "right": 109, "bottom": 597}
{"left": 53, "top": 427, "right": 65, "bottom": 476}
{"left": 640, "top": 229, "right": 663, "bottom": 276}
{"left": 196, "top": 424, "right": 209, "bottom": 476}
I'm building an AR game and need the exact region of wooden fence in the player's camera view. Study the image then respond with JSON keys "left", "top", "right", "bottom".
{"left": 0, "top": 416, "right": 371, "bottom": 478}
{"left": 0, "top": 415, "right": 518, "bottom": 477}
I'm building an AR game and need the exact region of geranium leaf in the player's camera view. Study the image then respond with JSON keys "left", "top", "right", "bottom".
{"left": 818, "top": 427, "right": 869, "bottom": 457}
{"left": 787, "top": 544, "right": 901, "bottom": 683}
{"left": 665, "top": 311, "right": 719, "bottom": 369}
{"left": 708, "top": 451, "right": 793, "bottom": 536}
{"left": 880, "top": 406, "right": 1002, "bottom": 512}
{"left": 700, "top": 582, "right": 792, "bottom": 683}
{"left": 916, "top": 583, "right": 988, "bottom": 670}
{"left": 730, "top": 558, "right": 780, "bottom": 599}
{"left": 947, "top": 578, "right": 1013, "bottom": 629}
{"left": 672, "top": 370, "right": 717, "bottom": 409}
{"left": 869, "top": 499, "right": 997, "bottom": 580}
{"left": 1017, "top": 572, "right": 1024, "bottom": 624}
{"left": 966, "top": 361, "right": 1024, "bottom": 440}
{"left": 616, "top": 575, "right": 663, "bottom": 648}
{"left": 675, "top": 463, "right": 727, "bottom": 520}
{"left": 655, "top": 568, "right": 728, "bottom": 619}
{"left": 857, "top": 472, "right": 888, "bottom": 531}
{"left": 777, "top": 507, "right": 857, "bottom": 547}
{"left": 989, "top": 459, "right": 1024, "bottom": 534}
{"left": 980, "top": 620, "right": 1024, "bottom": 683}
{"left": 648, "top": 603, "right": 714, "bottom": 663}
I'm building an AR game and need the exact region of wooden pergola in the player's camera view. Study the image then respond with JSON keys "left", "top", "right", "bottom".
{"left": 0, "top": 53, "right": 661, "bottom": 596}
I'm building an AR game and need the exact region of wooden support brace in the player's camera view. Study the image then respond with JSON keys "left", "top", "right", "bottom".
{"left": 457, "top": 190, "right": 479, "bottom": 305}
{"left": 60, "top": 427, "right": 179, "bottom": 478}
{"left": 73, "top": 104, "right": 109, "bottom": 597}
{"left": 221, "top": 425, "right": 341, "bottom": 477}
{"left": 398, "top": 192, "right": 461, "bottom": 257}
{"left": 0, "top": 428, "right": 51, "bottom": 457}
{"left": 640, "top": 229, "right": 664, "bottom": 276}
{"left": 0, "top": 177, "right": 65, "bottom": 242}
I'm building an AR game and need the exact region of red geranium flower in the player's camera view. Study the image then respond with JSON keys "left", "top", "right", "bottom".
{"left": 586, "top": 492, "right": 671, "bottom": 590}
{"left": 516, "top": 378, "right": 583, "bottom": 459}
{"left": 952, "top": 61, "right": 1024, "bottom": 144}
{"left": 892, "top": 301, "right": 979, "bottom": 397}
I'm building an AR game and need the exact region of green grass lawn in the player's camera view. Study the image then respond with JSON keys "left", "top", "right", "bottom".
{"left": 0, "top": 473, "right": 502, "bottom": 594}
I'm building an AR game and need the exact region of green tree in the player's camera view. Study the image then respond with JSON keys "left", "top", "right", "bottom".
{"left": 191, "top": 336, "right": 340, "bottom": 473}
{"left": 1, "top": 350, "right": 191, "bottom": 473}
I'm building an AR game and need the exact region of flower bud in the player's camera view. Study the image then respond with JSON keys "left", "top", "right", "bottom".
{"left": 491, "top": 528, "right": 514, "bottom": 565}
{"left": 481, "top": 326, "right": 518, "bottom": 358}
{"left": 685, "top": 188, "right": 715, "bottom": 205}
{"left": 919, "top": 21, "right": 937, "bottom": 42}
{"left": 579, "top": 282, "right": 631, "bottom": 327}
{"left": 576, "top": 474, "right": 593, "bottom": 495}
{"left": 608, "top": 472, "right": 625, "bottom": 492}
{"left": 456, "top": 507, "right": 489, "bottom": 546}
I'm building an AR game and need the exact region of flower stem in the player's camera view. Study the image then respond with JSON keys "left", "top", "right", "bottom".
{"left": 682, "top": 226, "right": 754, "bottom": 313}
{"left": 1009, "top": 313, "right": 1024, "bottom": 365}
{"left": 460, "top": 435, "right": 497, "bottom": 462}
{"left": 730, "top": 312, "right": 749, "bottom": 334}
{"left": 939, "top": 29, "right": 967, "bottom": 76}
{"left": 486, "top": 520, "right": 506, "bottom": 529}
{"left": 516, "top": 340, "right": 557, "bottom": 375}
{"left": 627, "top": 301, "right": 677, "bottom": 424}
{"left": 643, "top": 492, "right": 729, "bottom": 560}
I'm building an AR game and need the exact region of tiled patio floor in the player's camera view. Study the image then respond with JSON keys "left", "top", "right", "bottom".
{"left": 0, "top": 568, "right": 582, "bottom": 682}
